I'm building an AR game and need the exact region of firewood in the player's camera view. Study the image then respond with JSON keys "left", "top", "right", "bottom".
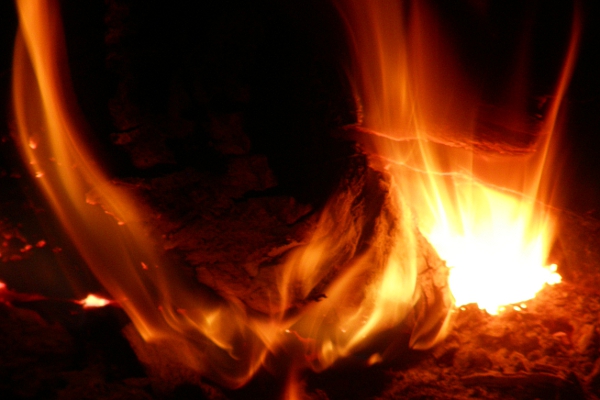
{"left": 114, "top": 142, "right": 453, "bottom": 331}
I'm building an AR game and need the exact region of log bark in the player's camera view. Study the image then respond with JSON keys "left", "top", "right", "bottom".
{"left": 100, "top": 0, "right": 453, "bottom": 333}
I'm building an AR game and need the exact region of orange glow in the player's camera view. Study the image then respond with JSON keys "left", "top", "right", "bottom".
{"left": 11, "top": 0, "right": 580, "bottom": 394}
{"left": 12, "top": 0, "right": 275, "bottom": 388}
{"left": 337, "top": 0, "right": 579, "bottom": 314}
{"left": 77, "top": 294, "right": 113, "bottom": 309}
{"left": 0, "top": 281, "right": 45, "bottom": 303}
{"left": 12, "top": 0, "right": 451, "bottom": 387}
{"left": 0, "top": 281, "right": 9, "bottom": 304}
{"left": 283, "top": 369, "right": 305, "bottom": 400}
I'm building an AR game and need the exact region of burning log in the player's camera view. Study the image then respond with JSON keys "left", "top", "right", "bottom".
{"left": 7, "top": 0, "right": 458, "bottom": 392}
{"left": 100, "top": 0, "right": 454, "bottom": 357}
{"left": 108, "top": 139, "right": 454, "bottom": 390}
{"left": 97, "top": 0, "right": 551, "bottom": 343}
{"left": 111, "top": 141, "right": 452, "bottom": 324}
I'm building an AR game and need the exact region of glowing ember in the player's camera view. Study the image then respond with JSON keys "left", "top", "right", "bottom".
{"left": 0, "top": 281, "right": 8, "bottom": 304}
{"left": 0, "top": 281, "right": 45, "bottom": 303}
{"left": 0, "top": 281, "right": 7, "bottom": 302}
{"left": 77, "top": 294, "right": 113, "bottom": 309}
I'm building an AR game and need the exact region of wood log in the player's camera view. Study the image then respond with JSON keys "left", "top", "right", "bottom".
{"left": 99, "top": 0, "right": 453, "bottom": 340}
{"left": 113, "top": 141, "right": 452, "bottom": 337}
{"left": 114, "top": 142, "right": 453, "bottom": 391}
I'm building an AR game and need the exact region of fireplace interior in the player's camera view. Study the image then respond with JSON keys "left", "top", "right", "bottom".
{"left": 2, "top": 1, "right": 600, "bottom": 399}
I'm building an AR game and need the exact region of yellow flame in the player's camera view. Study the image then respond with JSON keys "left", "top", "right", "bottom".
{"left": 337, "top": 0, "right": 580, "bottom": 314}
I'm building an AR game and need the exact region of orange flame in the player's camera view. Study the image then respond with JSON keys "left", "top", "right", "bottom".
{"left": 12, "top": 0, "right": 269, "bottom": 388}
{"left": 336, "top": 0, "right": 580, "bottom": 314}
{"left": 11, "top": 0, "right": 580, "bottom": 393}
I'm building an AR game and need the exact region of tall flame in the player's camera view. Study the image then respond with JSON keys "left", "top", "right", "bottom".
{"left": 12, "top": 0, "right": 271, "bottom": 388}
{"left": 337, "top": 0, "right": 579, "bottom": 314}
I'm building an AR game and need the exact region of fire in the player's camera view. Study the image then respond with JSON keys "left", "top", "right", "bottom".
{"left": 337, "top": 0, "right": 579, "bottom": 314}
{"left": 12, "top": 0, "right": 283, "bottom": 388}
{"left": 77, "top": 294, "right": 113, "bottom": 309}
{"left": 10, "top": 0, "right": 580, "bottom": 394}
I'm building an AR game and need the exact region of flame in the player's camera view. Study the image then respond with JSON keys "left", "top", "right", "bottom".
{"left": 283, "top": 368, "right": 306, "bottom": 400}
{"left": 12, "top": 0, "right": 270, "bottom": 388}
{"left": 10, "top": 0, "right": 580, "bottom": 394}
{"left": 336, "top": 0, "right": 580, "bottom": 314}
{"left": 77, "top": 294, "right": 113, "bottom": 309}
